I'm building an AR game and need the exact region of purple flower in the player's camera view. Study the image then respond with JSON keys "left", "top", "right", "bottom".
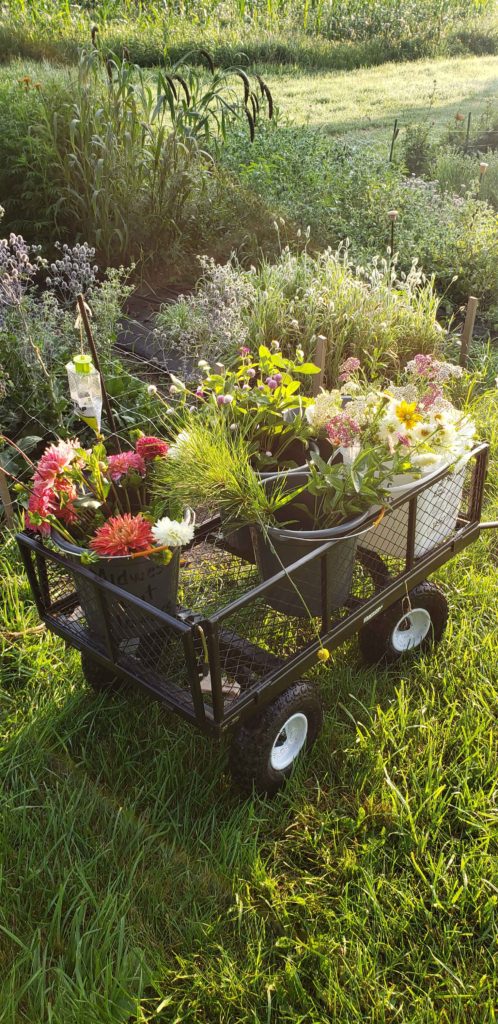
{"left": 195, "top": 387, "right": 205, "bottom": 398}
{"left": 239, "top": 346, "right": 250, "bottom": 356}
{"left": 266, "top": 377, "right": 278, "bottom": 390}
{"left": 216, "top": 394, "right": 225, "bottom": 407}
{"left": 247, "top": 368, "right": 256, "bottom": 379}
{"left": 273, "top": 373, "right": 282, "bottom": 383}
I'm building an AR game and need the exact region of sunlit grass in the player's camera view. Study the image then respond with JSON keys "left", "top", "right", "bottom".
{"left": 266, "top": 53, "right": 498, "bottom": 140}
{"left": 1, "top": 395, "right": 497, "bottom": 1019}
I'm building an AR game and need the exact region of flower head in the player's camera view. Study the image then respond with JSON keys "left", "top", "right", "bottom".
{"left": 152, "top": 516, "right": 195, "bottom": 549}
{"left": 326, "top": 413, "right": 361, "bottom": 448}
{"left": 135, "top": 436, "right": 169, "bottom": 462}
{"left": 338, "top": 356, "right": 361, "bottom": 384}
{"left": 107, "top": 451, "right": 146, "bottom": 481}
{"left": 35, "top": 439, "right": 79, "bottom": 484}
{"left": 90, "top": 514, "right": 153, "bottom": 557}
{"left": 395, "top": 400, "right": 422, "bottom": 431}
{"left": 305, "top": 390, "right": 342, "bottom": 432}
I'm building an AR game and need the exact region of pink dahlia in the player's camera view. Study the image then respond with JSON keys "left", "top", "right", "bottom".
{"left": 107, "top": 451, "right": 146, "bottom": 481}
{"left": 25, "top": 484, "right": 54, "bottom": 536}
{"left": 326, "top": 413, "right": 361, "bottom": 448}
{"left": 135, "top": 436, "right": 169, "bottom": 462}
{"left": 90, "top": 514, "right": 153, "bottom": 557}
{"left": 35, "top": 439, "right": 79, "bottom": 484}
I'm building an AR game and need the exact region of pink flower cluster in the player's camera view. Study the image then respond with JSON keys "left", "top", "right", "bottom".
{"left": 338, "top": 357, "right": 361, "bottom": 384}
{"left": 26, "top": 440, "right": 80, "bottom": 535}
{"left": 326, "top": 413, "right": 361, "bottom": 448}
{"left": 406, "top": 353, "right": 463, "bottom": 385}
{"left": 107, "top": 436, "right": 169, "bottom": 481}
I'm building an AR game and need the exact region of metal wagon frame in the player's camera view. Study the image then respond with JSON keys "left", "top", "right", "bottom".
{"left": 16, "top": 442, "right": 496, "bottom": 793}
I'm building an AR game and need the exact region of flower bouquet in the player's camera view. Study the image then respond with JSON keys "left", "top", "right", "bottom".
{"left": 307, "top": 354, "right": 476, "bottom": 557}
{"left": 21, "top": 434, "right": 194, "bottom": 636}
{"left": 168, "top": 342, "right": 320, "bottom": 475}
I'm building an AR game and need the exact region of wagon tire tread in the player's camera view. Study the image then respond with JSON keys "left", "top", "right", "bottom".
{"left": 229, "top": 680, "right": 323, "bottom": 796}
{"left": 359, "top": 580, "right": 448, "bottom": 666}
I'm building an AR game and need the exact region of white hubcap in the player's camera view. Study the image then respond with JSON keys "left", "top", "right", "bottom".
{"left": 270, "top": 712, "right": 308, "bottom": 771}
{"left": 392, "top": 607, "right": 432, "bottom": 652}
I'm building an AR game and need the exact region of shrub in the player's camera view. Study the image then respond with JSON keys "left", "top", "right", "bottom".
{"left": 0, "top": 214, "right": 133, "bottom": 437}
{"left": 156, "top": 246, "right": 444, "bottom": 384}
{"left": 435, "top": 148, "right": 498, "bottom": 210}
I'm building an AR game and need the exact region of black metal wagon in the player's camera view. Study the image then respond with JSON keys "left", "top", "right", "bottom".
{"left": 16, "top": 442, "right": 496, "bottom": 795}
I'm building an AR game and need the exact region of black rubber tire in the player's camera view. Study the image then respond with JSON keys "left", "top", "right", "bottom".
{"left": 358, "top": 581, "right": 449, "bottom": 666}
{"left": 229, "top": 680, "right": 323, "bottom": 797}
{"left": 81, "top": 651, "right": 121, "bottom": 693}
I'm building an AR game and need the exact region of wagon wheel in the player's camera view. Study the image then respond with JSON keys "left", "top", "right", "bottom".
{"left": 81, "top": 651, "right": 121, "bottom": 693}
{"left": 229, "top": 680, "right": 323, "bottom": 796}
{"left": 357, "top": 546, "right": 391, "bottom": 591}
{"left": 358, "top": 581, "right": 449, "bottom": 665}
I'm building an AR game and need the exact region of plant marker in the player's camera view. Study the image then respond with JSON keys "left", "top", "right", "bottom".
{"left": 66, "top": 353, "right": 103, "bottom": 434}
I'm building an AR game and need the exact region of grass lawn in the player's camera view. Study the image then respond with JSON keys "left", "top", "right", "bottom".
{"left": 1, "top": 405, "right": 498, "bottom": 1021}
{"left": 267, "top": 54, "right": 498, "bottom": 139}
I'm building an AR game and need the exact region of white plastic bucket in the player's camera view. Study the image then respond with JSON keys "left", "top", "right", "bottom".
{"left": 363, "top": 459, "right": 468, "bottom": 559}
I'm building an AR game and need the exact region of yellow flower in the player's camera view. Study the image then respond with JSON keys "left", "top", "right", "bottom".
{"left": 395, "top": 400, "right": 422, "bottom": 431}
{"left": 317, "top": 648, "right": 330, "bottom": 663}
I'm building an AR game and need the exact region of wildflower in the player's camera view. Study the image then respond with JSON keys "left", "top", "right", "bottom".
{"left": 107, "top": 451, "right": 146, "bottom": 481}
{"left": 317, "top": 648, "right": 330, "bottom": 663}
{"left": 395, "top": 400, "right": 422, "bottom": 430}
{"left": 338, "top": 356, "right": 361, "bottom": 383}
{"left": 90, "top": 514, "right": 153, "bottom": 557}
{"left": 305, "top": 390, "right": 342, "bottom": 432}
{"left": 273, "top": 373, "right": 283, "bottom": 383}
{"left": 135, "top": 436, "right": 169, "bottom": 462}
{"left": 239, "top": 346, "right": 250, "bottom": 356}
{"left": 266, "top": 377, "right": 278, "bottom": 390}
{"left": 152, "top": 516, "right": 195, "bottom": 548}
{"left": 326, "top": 413, "right": 361, "bottom": 448}
{"left": 270, "top": 340, "right": 280, "bottom": 351}
{"left": 147, "top": 384, "right": 157, "bottom": 395}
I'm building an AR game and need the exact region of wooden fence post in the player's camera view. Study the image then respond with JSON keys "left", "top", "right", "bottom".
{"left": 0, "top": 467, "right": 15, "bottom": 528}
{"left": 459, "top": 296, "right": 478, "bottom": 369}
{"left": 312, "top": 335, "right": 327, "bottom": 396}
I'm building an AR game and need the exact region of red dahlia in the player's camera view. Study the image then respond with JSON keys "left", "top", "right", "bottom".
{"left": 135, "top": 436, "right": 169, "bottom": 461}
{"left": 90, "top": 514, "right": 153, "bottom": 557}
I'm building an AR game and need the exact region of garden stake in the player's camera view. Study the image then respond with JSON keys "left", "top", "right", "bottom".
{"left": 312, "top": 336, "right": 327, "bottom": 395}
{"left": 389, "top": 118, "right": 399, "bottom": 161}
{"left": 76, "top": 294, "right": 121, "bottom": 449}
{"left": 459, "top": 296, "right": 478, "bottom": 368}
{"left": 464, "top": 111, "right": 471, "bottom": 153}
{"left": 0, "top": 469, "right": 14, "bottom": 528}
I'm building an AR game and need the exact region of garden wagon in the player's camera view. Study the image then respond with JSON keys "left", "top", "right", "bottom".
{"left": 16, "top": 442, "right": 496, "bottom": 795}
